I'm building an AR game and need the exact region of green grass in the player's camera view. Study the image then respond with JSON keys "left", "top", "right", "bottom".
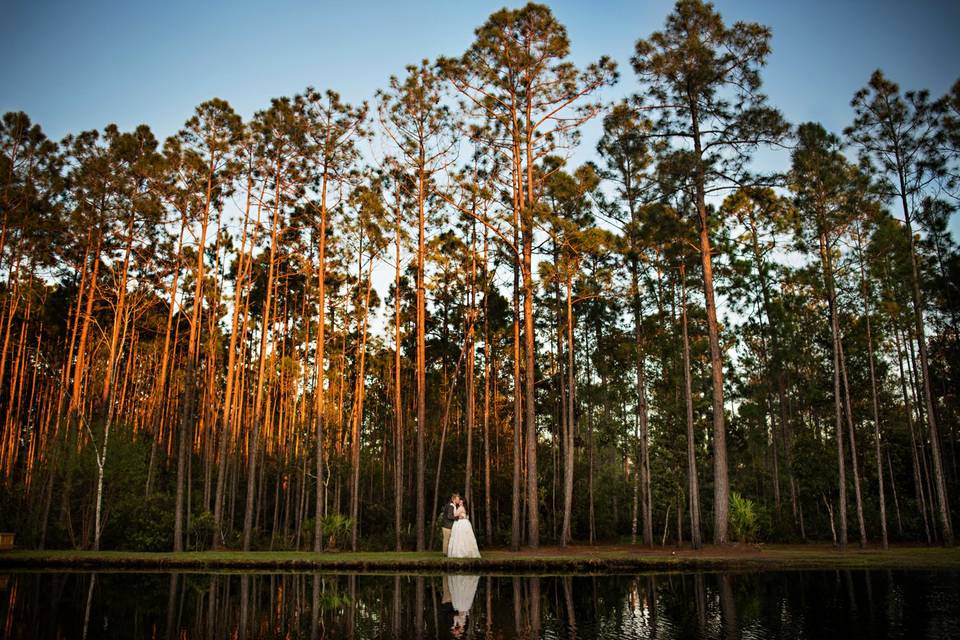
{"left": 2, "top": 544, "right": 959, "bottom": 573}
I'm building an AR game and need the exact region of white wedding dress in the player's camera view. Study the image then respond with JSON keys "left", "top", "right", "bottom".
{"left": 449, "top": 574, "right": 480, "bottom": 614}
{"left": 447, "top": 506, "right": 481, "bottom": 558}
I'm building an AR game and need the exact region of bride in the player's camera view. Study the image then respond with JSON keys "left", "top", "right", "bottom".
{"left": 447, "top": 499, "right": 481, "bottom": 558}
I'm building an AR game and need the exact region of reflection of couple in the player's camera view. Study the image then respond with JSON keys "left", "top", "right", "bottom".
{"left": 441, "top": 493, "right": 480, "bottom": 558}
{"left": 441, "top": 574, "right": 480, "bottom": 637}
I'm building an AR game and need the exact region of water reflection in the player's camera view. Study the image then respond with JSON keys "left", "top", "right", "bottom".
{"left": 1, "top": 569, "right": 958, "bottom": 639}
{"left": 441, "top": 574, "right": 479, "bottom": 636}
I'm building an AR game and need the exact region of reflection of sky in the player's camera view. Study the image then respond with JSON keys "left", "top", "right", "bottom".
{"left": 3, "top": 1, "right": 957, "bottom": 327}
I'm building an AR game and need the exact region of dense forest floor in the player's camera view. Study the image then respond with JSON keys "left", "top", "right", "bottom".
{"left": 2, "top": 544, "right": 958, "bottom": 573}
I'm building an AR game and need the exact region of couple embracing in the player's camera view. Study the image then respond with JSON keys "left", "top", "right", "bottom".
{"left": 441, "top": 493, "right": 481, "bottom": 558}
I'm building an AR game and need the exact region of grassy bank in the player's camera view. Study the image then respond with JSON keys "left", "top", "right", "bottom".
{"left": 2, "top": 544, "right": 959, "bottom": 573}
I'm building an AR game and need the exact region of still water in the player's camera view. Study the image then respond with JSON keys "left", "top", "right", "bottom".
{"left": 1, "top": 570, "right": 957, "bottom": 639}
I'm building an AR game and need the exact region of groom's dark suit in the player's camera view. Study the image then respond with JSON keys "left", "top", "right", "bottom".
{"left": 442, "top": 502, "right": 456, "bottom": 554}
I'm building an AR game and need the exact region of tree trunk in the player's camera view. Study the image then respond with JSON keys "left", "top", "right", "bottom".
{"left": 313, "top": 166, "right": 329, "bottom": 552}
{"left": 521, "top": 233, "right": 538, "bottom": 548}
{"left": 464, "top": 218, "right": 476, "bottom": 513}
{"left": 148, "top": 218, "right": 185, "bottom": 498}
{"left": 857, "top": 226, "right": 887, "bottom": 548}
{"left": 820, "top": 230, "right": 847, "bottom": 550}
{"left": 214, "top": 174, "right": 254, "bottom": 547}
{"left": 680, "top": 263, "right": 702, "bottom": 549}
{"left": 894, "top": 323, "right": 932, "bottom": 543}
{"left": 561, "top": 274, "right": 575, "bottom": 547}
{"left": 887, "top": 448, "right": 903, "bottom": 536}
{"left": 630, "top": 258, "right": 653, "bottom": 546}
{"left": 511, "top": 206, "right": 522, "bottom": 552}
{"left": 838, "top": 337, "right": 868, "bottom": 547}
{"left": 747, "top": 210, "right": 788, "bottom": 520}
{"left": 522, "top": 92, "right": 539, "bottom": 549}
{"left": 393, "top": 182, "right": 403, "bottom": 551}
{"left": 100, "top": 214, "right": 135, "bottom": 404}
{"left": 691, "top": 106, "right": 729, "bottom": 544}
{"left": 174, "top": 148, "right": 218, "bottom": 552}
{"left": 482, "top": 228, "right": 493, "bottom": 546}
{"left": 415, "top": 164, "right": 427, "bottom": 551}
{"left": 243, "top": 154, "right": 282, "bottom": 551}
{"left": 900, "top": 194, "right": 953, "bottom": 545}
{"left": 586, "top": 324, "right": 595, "bottom": 544}
{"left": 349, "top": 247, "right": 375, "bottom": 551}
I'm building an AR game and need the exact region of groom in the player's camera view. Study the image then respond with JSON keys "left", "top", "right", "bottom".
{"left": 441, "top": 492, "right": 460, "bottom": 555}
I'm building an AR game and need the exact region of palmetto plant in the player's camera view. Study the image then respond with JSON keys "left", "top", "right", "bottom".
{"left": 319, "top": 588, "right": 352, "bottom": 612}
{"left": 320, "top": 514, "right": 353, "bottom": 551}
{"left": 729, "top": 492, "right": 759, "bottom": 543}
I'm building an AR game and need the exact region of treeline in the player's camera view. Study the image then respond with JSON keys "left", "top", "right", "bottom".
{"left": 1, "top": 1, "right": 958, "bottom": 552}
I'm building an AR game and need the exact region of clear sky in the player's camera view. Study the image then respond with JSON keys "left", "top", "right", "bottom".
{"left": 3, "top": 0, "right": 958, "bottom": 236}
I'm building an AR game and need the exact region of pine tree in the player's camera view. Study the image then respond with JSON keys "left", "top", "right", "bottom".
{"left": 846, "top": 71, "right": 954, "bottom": 545}
{"left": 441, "top": 2, "right": 616, "bottom": 548}
{"left": 377, "top": 62, "right": 456, "bottom": 551}
{"left": 632, "top": 0, "right": 787, "bottom": 543}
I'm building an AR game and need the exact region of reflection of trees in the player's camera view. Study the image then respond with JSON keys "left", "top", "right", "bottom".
{"left": 695, "top": 573, "right": 707, "bottom": 633}
{"left": 391, "top": 575, "right": 401, "bottom": 638}
{"left": 238, "top": 574, "right": 248, "bottom": 640}
{"left": 165, "top": 573, "right": 178, "bottom": 640}
{"left": 81, "top": 573, "right": 95, "bottom": 640}
{"left": 1, "top": 572, "right": 678, "bottom": 638}
{"left": 530, "top": 577, "right": 541, "bottom": 635}
{"left": 512, "top": 576, "right": 522, "bottom": 633}
{"left": 719, "top": 575, "right": 737, "bottom": 640}
{"left": 3, "top": 570, "right": 954, "bottom": 639}
{"left": 310, "top": 575, "right": 319, "bottom": 640}
{"left": 485, "top": 576, "right": 493, "bottom": 637}
{"left": 562, "top": 576, "right": 576, "bottom": 639}
{"left": 414, "top": 576, "right": 424, "bottom": 638}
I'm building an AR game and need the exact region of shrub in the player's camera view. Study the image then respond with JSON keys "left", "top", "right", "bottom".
{"left": 729, "top": 492, "right": 759, "bottom": 543}
{"left": 189, "top": 511, "right": 215, "bottom": 551}
{"left": 320, "top": 514, "right": 353, "bottom": 551}
{"left": 106, "top": 493, "right": 174, "bottom": 551}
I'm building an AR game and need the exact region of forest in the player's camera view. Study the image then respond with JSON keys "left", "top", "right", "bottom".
{"left": 1, "top": 0, "right": 958, "bottom": 555}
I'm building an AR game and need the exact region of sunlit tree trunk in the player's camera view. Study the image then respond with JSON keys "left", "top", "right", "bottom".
{"left": 522, "top": 88, "right": 540, "bottom": 548}
{"left": 415, "top": 156, "right": 427, "bottom": 551}
{"left": 214, "top": 171, "right": 255, "bottom": 546}
{"left": 691, "top": 106, "right": 729, "bottom": 544}
{"left": 392, "top": 179, "right": 403, "bottom": 551}
{"left": 243, "top": 153, "right": 282, "bottom": 551}
{"left": 174, "top": 146, "right": 217, "bottom": 552}
{"left": 312, "top": 155, "right": 331, "bottom": 552}
{"left": 464, "top": 217, "right": 476, "bottom": 513}
{"left": 350, "top": 242, "right": 376, "bottom": 551}
{"left": 482, "top": 227, "right": 493, "bottom": 545}
{"left": 511, "top": 190, "right": 522, "bottom": 552}
{"left": 561, "top": 272, "right": 575, "bottom": 547}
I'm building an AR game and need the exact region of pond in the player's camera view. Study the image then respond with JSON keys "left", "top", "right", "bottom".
{"left": 1, "top": 569, "right": 957, "bottom": 639}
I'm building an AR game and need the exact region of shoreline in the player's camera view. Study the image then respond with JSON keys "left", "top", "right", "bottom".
{"left": 2, "top": 544, "right": 958, "bottom": 573}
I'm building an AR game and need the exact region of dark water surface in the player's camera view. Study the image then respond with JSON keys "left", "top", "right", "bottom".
{"left": 1, "top": 569, "right": 958, "bottom": 639}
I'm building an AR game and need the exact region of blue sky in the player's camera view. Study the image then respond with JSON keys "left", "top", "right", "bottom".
{"left": 3, "top": 0, "right": 958, "bottom": 236}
